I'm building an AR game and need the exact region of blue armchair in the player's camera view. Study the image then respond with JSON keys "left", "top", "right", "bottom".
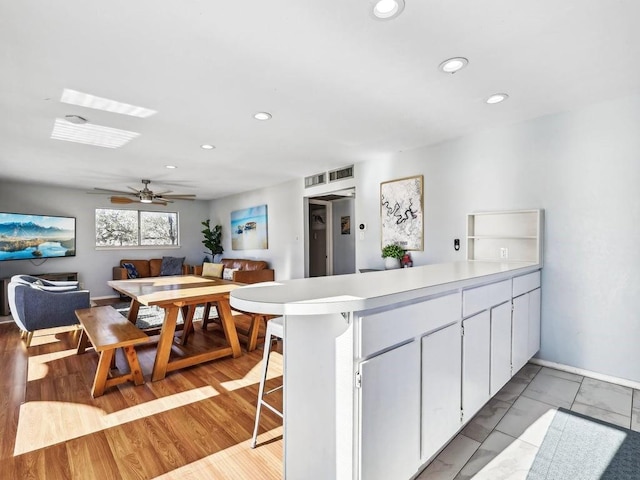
{"left": 8, "top": 275, "right": 91, "bottom": 347}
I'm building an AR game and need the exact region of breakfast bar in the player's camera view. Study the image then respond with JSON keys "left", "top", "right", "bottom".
{"left": 230, "top": 260, "right": 543, "bottom": 480}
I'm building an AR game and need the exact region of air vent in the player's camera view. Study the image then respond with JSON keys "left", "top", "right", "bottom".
{"left": 305, "top": 172, "right": 326, "bottom": 188}
{"left": 329, "top": 165, "right": 354, "bottom": 182}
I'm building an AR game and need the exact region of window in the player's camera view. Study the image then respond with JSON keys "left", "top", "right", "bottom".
{"left": 96, "top": 209, "right": 179, "bottom": 247}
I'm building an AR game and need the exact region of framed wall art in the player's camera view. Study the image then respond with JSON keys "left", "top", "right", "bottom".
{"left": 230, "top": 204, "right": 268, "bottom": 250}
{"left": 380, "top": 175, "right": 423, "bottom": 250}
{"left": 341, "top": 216, "right": 351, "bottom": 235}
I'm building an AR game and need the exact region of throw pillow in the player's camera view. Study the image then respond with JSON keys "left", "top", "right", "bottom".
{"left": 222, "top": 268, "right": 239, "bottom": 281}
{"left": 160, "top": 256, "right": 185, "bottom": 276}
{"left": 202, "top": 263, "right": 224, "bottom": 278}
{"left": 122, "top": 262, "right": 139, "bottom": 279}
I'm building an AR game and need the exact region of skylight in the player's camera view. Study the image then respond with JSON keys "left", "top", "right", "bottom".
{"left": 51, "top": 118, "right": 140, "bottom": 148}
{"left": 60, "top": 89, "right": 157, "bottom": 118}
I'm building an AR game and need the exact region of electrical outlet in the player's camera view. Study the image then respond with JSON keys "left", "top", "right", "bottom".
{"left": 500, "top": 247, "right": 509, "bottom": 259}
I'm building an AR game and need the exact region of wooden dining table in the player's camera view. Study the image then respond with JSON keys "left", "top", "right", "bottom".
{"left": 108, "top": 275, "right": 244, "bottom": 381}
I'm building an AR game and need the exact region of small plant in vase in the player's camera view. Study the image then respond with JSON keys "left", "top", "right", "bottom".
{"left": 381, "top": 244, "right": 404, "bottom": 270}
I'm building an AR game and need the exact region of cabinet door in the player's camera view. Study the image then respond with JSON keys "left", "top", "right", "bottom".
{"left": 359, "top": 341, "right": 420, "bottom": 480}
{"left": 512, "top": 294, "right": 529, "bottom": 373}
{"left": 527, "top": 288, "right": 541, "bottom": 359}
{"left": 462, "top": 310, "right": 490, "bottom": 421}
{"left": 422, "top": 323, "right": 461, "bottom": 462}
{"left": 490, "top": 302, "right": 512, "bottom": 395}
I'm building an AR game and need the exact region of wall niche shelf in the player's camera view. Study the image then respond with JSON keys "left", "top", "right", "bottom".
{"left": 466, "top": 209, "right": 544, "bottom": 264}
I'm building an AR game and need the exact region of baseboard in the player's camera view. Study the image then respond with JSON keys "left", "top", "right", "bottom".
{"left": 529, "top": 358, "right": 640, "bottom": 390}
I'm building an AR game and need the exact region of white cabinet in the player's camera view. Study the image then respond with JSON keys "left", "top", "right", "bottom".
{"left": 490, "top": 301, "right": 513, "bottom": 395}
{"left": 467, "top": 209, "right": 544, "bottom": 264}
{"left": 359, "top": 341, "right": 421, "bottom": 480}
{"left": 421, "top": 323, "right": 462, "bottom": 462}
{"left": 462, "top": 310, "right": 490, "bottom": 421}
{"left": 512, "top": 287, "right": 541, "bottom": 373}
{"left": 512, "top": 270, "right": 542, "bottom": 374}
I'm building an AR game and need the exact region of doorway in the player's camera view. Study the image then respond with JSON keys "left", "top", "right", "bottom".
{"left": 306, "top": 188, "right": 355, "bottom": 278}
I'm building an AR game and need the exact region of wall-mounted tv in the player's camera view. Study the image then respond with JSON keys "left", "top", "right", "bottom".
{"left": 0, "top": 212, "right": 76, "bottom": 261}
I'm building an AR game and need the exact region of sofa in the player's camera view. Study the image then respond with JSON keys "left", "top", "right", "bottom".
{"left": 113, "top": 257, "right": 190, "bottom": 281}
{"left": 193, "top": 258, "right": 274, "bottom": 284}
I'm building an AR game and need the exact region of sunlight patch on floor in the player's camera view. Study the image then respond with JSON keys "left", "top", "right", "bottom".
{"left": 27, "top": 349, "right": 77, "bottom": 381}
{"left": 14, "top": 386, "right": 219, "bottom": 455}
{"left": 220, "top": 351, "right": 282, "bottom": 391}
{"left": 154, "top": 426, "right": 283, "bottom": 479}
{"left": 471, "top": 408, "right": 556, "bottom": 479}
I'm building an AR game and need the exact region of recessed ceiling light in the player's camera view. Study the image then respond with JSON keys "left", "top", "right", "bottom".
{"left": 200, "top": 144, "right": 215, "bottom": 150}
{"left": 438, "top": 57, "right": 469, "bottom": 74}
{"left": 254, "top": 112, "right": 272, "bottom": 121}
{"left": 51, "top": 118, "right": 140, "bottom": 148}
{"left": 485, "top": 93, "right": 509, "bottom": 104}
{"left": 371, "top": 0, "right": 405, "bottom": 20}
{"left": 61, "top": 89, "right": 157, "bottom": 118}
{"left": 165, "top": 165, "right": 177, "bottom": 169}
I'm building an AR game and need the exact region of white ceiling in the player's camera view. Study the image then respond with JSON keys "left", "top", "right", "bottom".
{"left": 2, "top": 1, "right": 639, "bottom": 200}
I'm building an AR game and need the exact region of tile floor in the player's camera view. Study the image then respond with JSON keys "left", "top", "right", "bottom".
{"left": 416, "top": 363, "right": 640, "bottom": 479}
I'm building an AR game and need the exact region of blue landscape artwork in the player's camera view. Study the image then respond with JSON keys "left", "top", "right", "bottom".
{"left": 230, "top": 205, "right": 268, "bottom": 250}
{"left": 0, "top": 213, "right": 76, "bottom": 261}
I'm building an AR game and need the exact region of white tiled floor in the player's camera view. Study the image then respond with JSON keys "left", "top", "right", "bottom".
{"left": 417, "top": 364, "right": 640, "bottom": 479}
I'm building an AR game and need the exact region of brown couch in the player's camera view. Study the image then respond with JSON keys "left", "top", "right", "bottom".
{"left": 193, "top": 258, "right": 274, "bottom": 284}
{"left": 113, "top": 258, "right": 190, "bottom": 280}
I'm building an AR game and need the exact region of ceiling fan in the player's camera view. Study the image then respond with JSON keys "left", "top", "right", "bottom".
{"left": 89, "top": 179, "right": 196, "bottom": 206}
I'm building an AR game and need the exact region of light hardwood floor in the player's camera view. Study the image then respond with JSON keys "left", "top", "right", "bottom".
{"left": 0, "top": 317, "right": 283, "bottom": 479}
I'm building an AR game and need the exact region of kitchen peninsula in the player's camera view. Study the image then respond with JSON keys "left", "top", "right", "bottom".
{"left": 230, "top": 210, "right": 543, "bottom": 480}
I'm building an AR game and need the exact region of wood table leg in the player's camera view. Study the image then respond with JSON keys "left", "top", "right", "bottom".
{"left": 180, "top": 304, "right": 197, "bottom": 346}
{"left": 76, "top": 328, "right": 90, "bottom": 354}
{"left": 217, "top": 299, "right": 242, "bottom": 358}
{"left": 151, "top": 306, "right": 179, "bottom": 382}
{"left": 123, "top": 345, "right": 145, "bottom": 386}
{"left": 92, "top": 349, "right": 114, "bottom": 398}
{"left": 246, "top": 314, "right": 264, "bottom": 352}
{"left": 127, "top": 299, "right": 141, "bottom": 325}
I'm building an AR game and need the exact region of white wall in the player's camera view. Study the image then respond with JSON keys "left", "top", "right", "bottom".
{"left": 211, "top": 94, "right": 640, "bottom": 382}
{"left": 0, "top": 182, "right": 210, "bottom": 298}
{"left": 208, "top": 180, "right": 307, "bottom": 280}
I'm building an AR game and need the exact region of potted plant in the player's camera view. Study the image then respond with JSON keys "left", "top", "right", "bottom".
{"left": 381, "top": 244, "right": 404, "bottom": 270}
{"left": 201, "top": 220, "right": 223, "bottom": 262}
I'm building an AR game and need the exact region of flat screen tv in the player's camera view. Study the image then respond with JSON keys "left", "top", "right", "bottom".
{"left": 0, "top": 212, "right": 76, "bottom": 261}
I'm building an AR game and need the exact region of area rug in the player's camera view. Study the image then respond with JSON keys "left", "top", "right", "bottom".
{"left": 112, "top": 302, "right": 217, "bottom": 330}
{"left": 527, "top": 408, "right": 640, "bottom": 480}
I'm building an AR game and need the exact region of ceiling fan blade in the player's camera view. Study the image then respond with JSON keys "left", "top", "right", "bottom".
{"left": 92, "top": 187, "right": 136, "bottom": 195}
{"left": 128, "top": 186, "right": 142, "bottom": 193}
{"left": 110, "top": 196, "right": 137, "bottom": 204}
{"left": 159, "top": 194, "right": 196, "bottom": 200}
{"left": 152, "top": 200, "right": 169, "bottom": 206}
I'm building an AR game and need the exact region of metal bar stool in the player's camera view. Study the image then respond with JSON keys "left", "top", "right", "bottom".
{"left": 251, "top": 316, "right": 284, "bottom": 448}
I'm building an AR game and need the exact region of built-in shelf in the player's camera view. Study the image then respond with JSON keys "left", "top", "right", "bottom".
{"left": 466, "top": 210, "right": 543, "bottom": 264}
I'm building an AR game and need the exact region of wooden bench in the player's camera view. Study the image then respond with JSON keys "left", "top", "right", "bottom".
{"left": 75, "top": 306, "right": 150, "bottom": 397}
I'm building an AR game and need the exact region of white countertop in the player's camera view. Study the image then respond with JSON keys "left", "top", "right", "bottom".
{"left": 230, "top": 261, "right": 540, "bottom": 316}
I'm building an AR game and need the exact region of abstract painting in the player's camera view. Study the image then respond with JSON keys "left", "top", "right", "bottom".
{"left": 380, "top": 175, "right": 423, "bottom": 250}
